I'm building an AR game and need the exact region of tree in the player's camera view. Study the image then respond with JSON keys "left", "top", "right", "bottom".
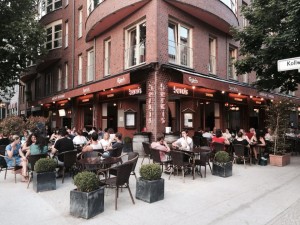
{"left": 232, "top": 0, "right": 300, "bottom": 93}
{"left": 0, "top": 0, "right": 46, "bottom": 98}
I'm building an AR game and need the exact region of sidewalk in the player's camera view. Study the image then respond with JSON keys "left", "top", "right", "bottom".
{"left": 1, "top": 156, "right": 300, "bottom": 225}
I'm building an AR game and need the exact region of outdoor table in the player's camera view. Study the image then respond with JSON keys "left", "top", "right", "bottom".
{"left": 77, "top": 156, "right": 121, "bottom": 172}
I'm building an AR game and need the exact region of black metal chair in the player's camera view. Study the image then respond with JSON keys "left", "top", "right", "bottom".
{"left": 27, "top": 153, "right": 48, "bottom": 188}
{"left": 98, "top": 155, "right": 138, "bottom": 210}
{"left": 194, "top": 151, "right": 212, "bottom": 178}
{"left": 169, "top": 150, "right": 195, "bottom": 182}
{"left": 233, "top": 144, "right": 251, "bottom": 168}
{"left": 141, "top": 142, "right": 151, "bottom": 164}
{"left": 0, "top": 145, "right": 22, "bottom": 183}
{"left": 200, "top": 137, "right": 211, "bottom": 147}
{"left": 192, "top": 136, "right": 201, "bottom": 147}
{"left": 150, "top": 148, "right": 172, "bottom": 172}
{"left": 110, "top": 145, "right": 123, "bottom": 158}
{"left": 58, "top": 150, "right": 78, "bottom": 183}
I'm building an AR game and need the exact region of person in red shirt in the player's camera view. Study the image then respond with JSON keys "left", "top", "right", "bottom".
{"left": 212, "top": 129, "right": 230, "bottom": 145}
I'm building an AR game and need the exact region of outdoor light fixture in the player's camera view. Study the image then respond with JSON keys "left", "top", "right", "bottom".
{"left": 261, "top": 98, "right": 264, "bottom": 101}
{"left": 68, "top": 98, "right": 71, "bottom": 100}
{"left": 238, "top": 93, "right": 241, "bottom": 95}
{"left": 53, "top": 101, "right": 55, "bottom": 104}
{"left": 111, "top": 88, "right": 114, "bottom": 91}
{"left": 221, "top": 91, "right": 225, "bottom": 94}
{"left": 192, "top": 86, "right": 195, "bottom": 89}
{"left": 113, "top": 103, "right": 117, "bottom": 106}
{"left": 250, "top": 95, "right": 253, "bottom": 98}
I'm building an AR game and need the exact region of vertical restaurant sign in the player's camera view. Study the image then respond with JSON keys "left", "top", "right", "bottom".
{"left": 160, "top": 83, "right": 166, "bottom": 124}
{"left": 148, "top": 84, "right": 154, "bottom": 124}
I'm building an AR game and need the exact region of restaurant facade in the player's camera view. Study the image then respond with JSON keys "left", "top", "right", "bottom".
{"left": 19, "top": 0, "right": 300, "bottom": 139}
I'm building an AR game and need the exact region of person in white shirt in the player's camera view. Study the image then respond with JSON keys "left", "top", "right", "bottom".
{"left": 99, "top": 132, "right": 111, "bottom": 151}
{"left": 202, "top": 128, "right": 213, "bottom": 139}
{"left": 172, "top": 130, "right": 193, "bottom": 151}
{"left": 72, "top": 129, "right": 88, "bottom": 145}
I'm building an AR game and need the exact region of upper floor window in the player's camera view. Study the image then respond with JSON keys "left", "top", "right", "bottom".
{"left": 242, "top": 1, "right": 249, "bottom": 27}
{"left": 65, "top": 21, "right": 68, "bottom": 48}
{"left": 46, "top": 20, "right": 62, "bottom": 50}
{"left": 168, "top": 21, "right": 192, "bottom": 68}
{"left": 209, "top": 36, "right": 217, "bottom": 75}
{"left": 57, "top": 67, "right": 62, "bottom": 92}
{"left": 78, "top": 9, "right": 83, "bottom": 38}
{"left": 78, "top": 55, "right": 83, "bottom": 85}
{"left": 220, "top": 0, "right": 237, "bottom": 15}
{"left": 87, "top": 50, "right": 94, "bottom": 82}
{"left": 125, "top": 21, "right": 146, "bottom": 69}
{"left": 65, "top": 0, "right": 69, "bottom": 7}
{"left": 228, "top": 46, "right": 237, "bottom": 80}
{"left": 38, "top": 0, "right": 62, "bottom": 17}
{"left": 65, "top": 63, "right": 68, "bottom": 89}
{"left": 87, "top": 0, "right": 104, "bottom": 15}
{"left": 104, "top": 39, "right": 111, "bottom": 76}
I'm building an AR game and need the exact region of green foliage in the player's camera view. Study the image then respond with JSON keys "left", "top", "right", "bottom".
{"left": 0, "top": 116, "right": 25, "bottom": 135}
{"left": 139, "top": 164, "right": 162, "bottom": 180}
{"left": 0, "top": 0, "right": 46, "bottom": 98}
{"left": 231, "top": 0, "right": 300, "bottom": 92}
{"left": 34, "top": 158, "right": 57, "bottom": 173}
{"left": 25, "top": 116, "right": 48, "bottom": 132}
{"left": 214, "top": 151, "right": 231, "bottom": 163}
{"left": 265, "top": 100, "right": 293, "bottom": 155}
{"left": 74, "top": 171, "right": 99, "bottom": 192}
{"left": 123, "top": 136, "right": 132, "bottom": 143}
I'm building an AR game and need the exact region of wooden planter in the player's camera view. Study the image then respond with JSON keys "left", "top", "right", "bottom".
{"left": 33, "top": 171, "right": 56, "bottom": 192}
{"left": 70, "top": 186, "right": 105, "bottom": 219}
{"left": 269, "top": 154, "right": 291, "bottom": 167}
{"left": 136, "top": 178, "right": 164, "bottom": 203}
{"left": 212, "top": 162, "right": 232, "bottom": 178}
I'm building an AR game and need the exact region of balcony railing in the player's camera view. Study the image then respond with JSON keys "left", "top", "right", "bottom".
{"left": 168, "top": 41, "right": 193, "bottom": 67}
{"left": 125, "top": 40, "right": 146, "bottom": 68}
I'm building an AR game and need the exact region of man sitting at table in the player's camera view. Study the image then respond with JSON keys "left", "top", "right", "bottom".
{"left": 172, "top": 130, "right": 193, "bottom": 151}
{"left": 151, "top": 134, "right": 171, "bottom": 162}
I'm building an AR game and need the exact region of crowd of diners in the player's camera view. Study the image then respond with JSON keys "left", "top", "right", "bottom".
{"left": 1, "top": 126, "right": 122, "bottom": 182}
{"left": 2, "top": 124, "right": 300, "bottom": 181}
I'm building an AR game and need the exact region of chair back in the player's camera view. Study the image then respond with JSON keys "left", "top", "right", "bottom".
{"left": 127, "top": 152, "right": 139, "bottom": 173}
{"left": 142, "top": 142, "right": 151, "bottom": 155}
{"left": 28, "top": 154, "right": 47, "bottom": 171}
{"left": 0, "top": 145, "right": 7, "bottom": 168}
{"left": 199, "top": 151, "right": 210, "bottom": 166}
{"left": 212, "top": 142, "right": 225, "bottom": 152}
{"left": 110, "top": 145, "right": 123, "bottom": 157}
{"left": 192, "top": 136, "right": 201, "bottom": 147}
{"left": 233, "top": 144, "right": 245, "bottom": 157}
{"left": 200, "top": 137, "right": 210, "bottom": 147}
{"left": 62, "top": 150, "right": 77, "bottom": 168}
{"left": 150, "top": 148, "right": 162, "bottom": 163}
{"left": 170, "top": 150, "right": 186, "bottom": 167}
{"left": 115, "top": 155, "right": 138, "bottom": 185}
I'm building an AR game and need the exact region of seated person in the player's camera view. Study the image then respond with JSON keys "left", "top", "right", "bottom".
{"left": 223, "top": 128, "right": 232, "bottom": 141}
{"left": 239, "top": 129, "right": 250, "bottom": 143}
{"left": 82, "top": 132, "right": 103, "bottom": 158}
{"left": 246, "top": 128, "right": 255, "bottom": 140}
{"left": 172, "top": 130, "right": 193, "bottom": 151}
{"left": 23, "top": 133, "right": 48, "bottom": 156}
{"left": 5, "top": 135, "right": 28, "bottom": 182}
{"left": 105, "top": 132, "right": 124, "bottom": 157}
{"left": 212, "top": 129, "right": 230, "bottom": 145}
{"left": 0, "top": 132, "right": 11, "bottom": 146}
{"left": 264, "top": 128, "right": 274, "bottom": 142}
{"left": 99, "top": 132, "right": 111, "bottom": 151}
{"left": 72, "top": 129, "right": 88, "bottom": 146}
{"left": 250, "top": 130, "right": 266, "bottom": 163}
{"left": 51, "top": 128, "right": 74, "bottom": 166}
{"left": 202, "top": 128, "right": 213, "bottom": 139}
{"left": 151, "top": 134, "right": 170, "bottom": 162}
{"left": 232, "top": 131, "right": 250, "bottom": 156}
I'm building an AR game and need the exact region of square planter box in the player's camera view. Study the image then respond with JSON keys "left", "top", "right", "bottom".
{"left": 269, "top": 154, "right": 291, "bottom": 167}
{"left": 212, "top": 162, "right": 232, "bottom": 178}
{"left": 33, "top": 171, "right": 56, "bottom": 192}
{"left": 136, "top": 178, "right": 164, "bottom": 203}
{"left": 70, "top": 186, "right": 104, "bottom": 219}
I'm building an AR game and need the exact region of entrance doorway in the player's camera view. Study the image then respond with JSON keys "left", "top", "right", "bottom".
{"left": 107, "top": 103, "right": 118, "bottom": 132}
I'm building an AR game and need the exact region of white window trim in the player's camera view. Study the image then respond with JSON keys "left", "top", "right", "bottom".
{"left": 209, "top": 36, "right": 217, "bottom": 75}
{"left": 168, "top": 20, "right": 193, "bottom": 68}
{"left": 78, "top": 55, "right": 83, "bottom": 85}
{"left": 87, "top": 49, "right": 94, "bottom": 82}
{"left": 124, "top": 20, "right": 146, "bottom": 69}
{"left": 46, "top": 20, "right": 62, "bottom": 50}
{"left": 104, "top": 39, "right": 111, "bottom": 76}
{"left": 58, "top": 68, "right": 62, "bottom": 92}
{"left": 65, "top": 21, "right": 68, "bottom": 48}
{"left": 228, "top": 46, "right": 237, "bottom": 80}
{"left": 78, "top": 9, "right": 83, "bottom": 38}
{"left": 65, "top": 63, "right": 68, "bottom": 89}
{"left": 38, "top": 0, "right": 62, "bottom": 18}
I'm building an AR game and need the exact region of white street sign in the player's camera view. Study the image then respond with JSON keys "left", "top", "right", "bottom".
{"left": 277, "top": 57, "right": 300, "bottom": 71}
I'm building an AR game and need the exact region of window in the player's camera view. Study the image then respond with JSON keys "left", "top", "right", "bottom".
{"left": 38, "top": 0, "right": 62, "bottom": 17}
{"left": 220, "top": 0, "right": 237, "bottom": 15}
{"left": 57, "top": 68, "right": 62, "bottom": 92}
{"left": 242, "top": 73, "right": 249, "bottom": 83}
{"left": 65, "top": 0, "right": 69, "bottom": 7}
{"left": 87, "top": 49, "right": 94, "bottom": 82}
{"left": 242, "top": 1, "right": 249, "bottom": 27}
{"left": 168, "top": 21, "right": 192, "bottom": 67}
{"left": 125, "top": 21, "right": 146, "bottom": 68}
{"left": 209, "top": 37, "right": 217, "bottom": 74}
{"left": 46, "top": 20, "right": 62, "bottom": 50}
{"left": 104, "top": 39, "right": 111, "bottom": 76}
{"left": 65, "top": 21, "right": 68, "bottom": 48}
{"left": 87, "top": 0, "right": 104, "bottom": 15}
{"left": 78, "top": 55, "right": 83, "bottom": 85}
{"left": 65, "top": 63, "right": 68, "bottom": 89}
{"left": 45, "top": 73, "right": 54, "bottom": 95}
{"left": 228, "top": 46, "right": 237, "bottom": 80}
{"left": 78, "top": 9, "right": 82, "bottom": 38}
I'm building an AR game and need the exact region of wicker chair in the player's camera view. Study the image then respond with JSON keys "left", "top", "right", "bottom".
{"left": 194, "top": 151, "right": 211, "bottom": 178}
{"left": 26, "top": 153, "right": 48, "bottom": 188}
{"left": 150, "top": 148, "right": 172, "bottom": 172}
{"left": 141, "top": 142, "right": 151, "bottom": 164}
{"left": 233, "top": 144, "right": 251, "bottom": 168}
{"left": 58, "top": 150, "right": 78, "bottom": 183}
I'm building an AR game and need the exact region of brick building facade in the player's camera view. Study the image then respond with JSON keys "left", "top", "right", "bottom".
{"left": 20, "top": 0, "right": 300, "bottom": 140}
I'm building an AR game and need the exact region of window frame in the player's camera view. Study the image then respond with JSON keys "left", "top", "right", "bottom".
{"left": 228, "top": 46, "right": 237, "bottom": 80}
{"left": 208, "top": 36, "right": 217, "bottom": 75}
{"left": 78, "top": 55, "right": 83, "bottom": 85}
{"left": 45, "top": 20, "right": 62, "bottom": 50}
{"left": 78, "top": 9, "right": 83, "bottom": 39}
{"left": 65, "top": 63, "right": 68, "bottom": 89}
{"left": 87, "top": 49, "right": 94, "bottom": 82}
{"left": 104, "top": 38, "right": 111, "bottom": 76}
{"left": 65, "top": 21, "right": 68, "bottom": 48}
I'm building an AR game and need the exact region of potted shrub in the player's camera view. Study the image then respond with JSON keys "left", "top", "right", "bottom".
{"left": 33, "top": 158, "right": 57, "bottom": 192}
{"left": 70, "top": 171, "right": 104, "bottom": 219}
{"left": 0, "top": 115, "right": 25, "bottom": 135}
{"left": 123, "top": 136, "right": 133, "bottom": 152}
{"left": 265, "top": 100, "right": 292, "bottom": 166}
{"left": 136, "top": 163, "right": 164, "bottom": 203}
{"left": 212, "top": 151, "right": 232, "bottom": 177}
